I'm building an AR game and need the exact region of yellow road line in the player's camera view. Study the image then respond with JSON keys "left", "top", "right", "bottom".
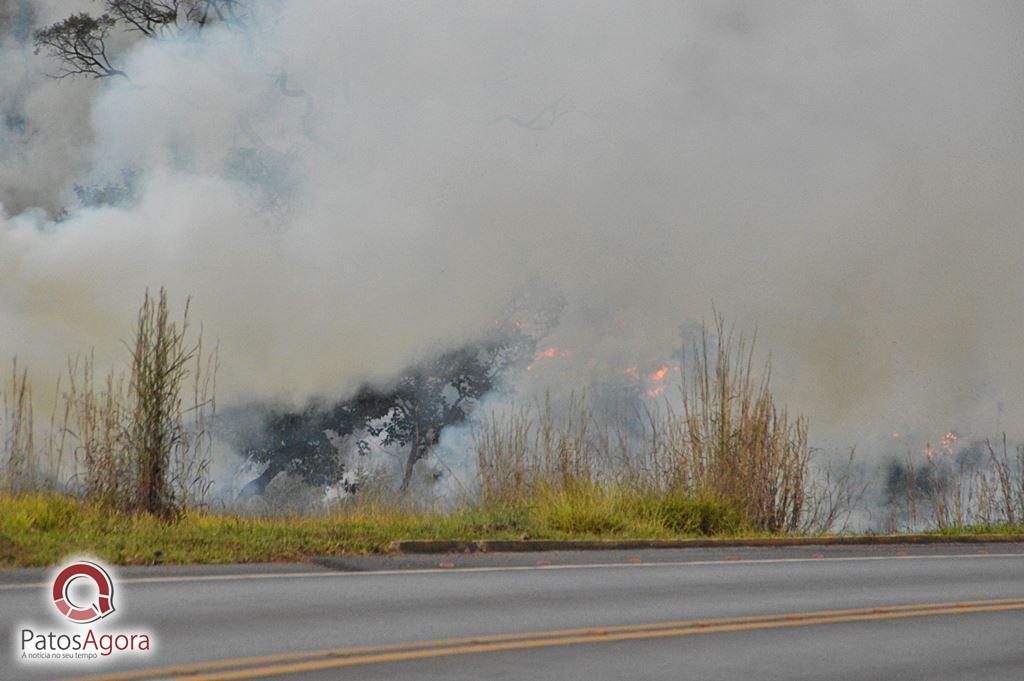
{"left": 181, "top": 603, "right": 1024, "bottom": 680}
{"left": 69, "top": 598, "right": 1024, "bottom": 681}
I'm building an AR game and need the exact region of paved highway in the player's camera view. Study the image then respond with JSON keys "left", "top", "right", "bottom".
{"left": 2, "top": 543, "right": 1023, "bottom": 680}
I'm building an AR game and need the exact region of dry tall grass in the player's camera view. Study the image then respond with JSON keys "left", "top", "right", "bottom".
{"left": 887, "top": 435, "right": 1024, "bottom": 531}
{"left": 476, "top": 317, "right": 851, "bottom": 533}
{"left": 2, "top": 305, "right": 859, "bottom": 533}
{"left": 129, "top": 289, "right": 216, "bottom": 517}
{"left": 2, "top": 362, "right": 36, "bottom": 493}
{"left": 0, "top": 288, "right": 216, "bottom": 518}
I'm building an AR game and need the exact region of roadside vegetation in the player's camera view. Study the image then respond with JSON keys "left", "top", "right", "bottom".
{"left": 2, "top": 288, "right": 215, "bottom": 518}
{"left": 473, "top": 323, "right": 851, "bottom": 536}
{"left": 884, "top": 433, "right": 1024, "bottom": 532}
{"left": 1, "top": 290, "right": 1022, "bottom": 568}
{"left": 0, "top": 490, "right": 752, "bottom": 567}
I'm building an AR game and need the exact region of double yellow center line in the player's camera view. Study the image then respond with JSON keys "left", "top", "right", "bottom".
{"left": 73, "top": 597, "right": 1024, "bottom": 680}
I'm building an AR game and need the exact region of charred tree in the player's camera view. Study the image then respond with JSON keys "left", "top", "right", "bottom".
{"left": 238, "top": 292, "right": 562, "bottom": 496}
{"left": 238, "top": 387, "right": 392, "bottom": 496}
{"left": 369, "top": 340, "right": 522, "bottom": 493}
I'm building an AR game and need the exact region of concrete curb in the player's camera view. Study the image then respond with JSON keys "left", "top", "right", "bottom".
{"left": 388, "top": 534, "right": 1024, "bottom": 554}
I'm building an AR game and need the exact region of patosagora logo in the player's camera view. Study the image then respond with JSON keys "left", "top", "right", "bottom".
{"left": 17, "top": 558, "right": 153, "bottom": 665}
{"left": 51, "top": 561, "right": 116, "bottom": 624}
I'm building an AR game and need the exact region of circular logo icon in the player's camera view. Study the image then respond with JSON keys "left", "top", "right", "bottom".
{"left": 52, "top": 561, "right": 116, "bottom": 624}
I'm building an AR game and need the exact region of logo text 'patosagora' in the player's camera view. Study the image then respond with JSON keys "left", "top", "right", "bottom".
{"left": 16, "top": 559, "right": 154, "bottom": 665}
{"left": 21, "top": 629, "right": 150, "bottom": 657}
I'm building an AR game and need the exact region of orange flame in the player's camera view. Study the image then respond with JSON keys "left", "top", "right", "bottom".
{"left": 649, "top": 366, "right": 669, "bottom": 382}
{"left": 527, "top": 347, "right": 571, "bottom": 373}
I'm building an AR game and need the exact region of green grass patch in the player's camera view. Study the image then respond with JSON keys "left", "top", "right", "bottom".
{"left": 0, "top": 491, "right": 752, "bottom": 567}
{"left": 8, "top": 492, "right": 1022, "bottom": 568}
{"left": 929, "top": 523, "right": 1024, "bottom": 536}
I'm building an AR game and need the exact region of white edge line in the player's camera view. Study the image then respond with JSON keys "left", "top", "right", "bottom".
{"left": 2, "top": 552, "right": 1024, "bottom": 591}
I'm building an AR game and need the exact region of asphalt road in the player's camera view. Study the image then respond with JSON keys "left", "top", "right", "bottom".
{"left": 2, "top": 543, "right": 1023, "bottom": 680}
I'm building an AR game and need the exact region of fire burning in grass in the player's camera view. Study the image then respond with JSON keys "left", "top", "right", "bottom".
{"left": 644, "top": 365, "right": 671, "bottom": 397}
{"left": 924, "top": 432, "right": 958, "bottom": 459}
{"left": 526, "top": 346, "right": 571, "bottom": 372}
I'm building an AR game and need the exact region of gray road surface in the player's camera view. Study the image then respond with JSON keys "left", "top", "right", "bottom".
{"left": 2, "top": 543, "right": 1023, "bottom": 680}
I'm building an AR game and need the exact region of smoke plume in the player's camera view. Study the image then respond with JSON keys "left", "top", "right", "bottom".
{"left": 2, "top": 1, "right": 1023, "bottom": 456}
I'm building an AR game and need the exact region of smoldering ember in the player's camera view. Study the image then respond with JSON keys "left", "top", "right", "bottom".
{"left": 2, "top": 5, "right": 1024, "bottom": 679}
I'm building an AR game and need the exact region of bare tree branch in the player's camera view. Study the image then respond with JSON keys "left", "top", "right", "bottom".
{"left": 34, "top": 2, "right": 249, "bottom": 81}
{"left": 33, "top": 13, "right": 129, "bottom": 80}
{"left": 105, "top": 0, "right": 180, "bottom": 39}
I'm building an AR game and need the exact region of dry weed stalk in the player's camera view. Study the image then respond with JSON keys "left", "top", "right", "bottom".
{"left": 888, "top": 435, "right": 1024, "bottom": 531}
{"left": 2, "top": 288, "right": 216, "bottom": 517}
{"left": 2, "top": 361, "right": 36, "bottom": 492}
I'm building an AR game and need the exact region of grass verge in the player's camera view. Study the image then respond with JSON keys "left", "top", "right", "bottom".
{"left": 930, "top": 523, "right": 1024, "bottom": 537}
{"left": 4, "top": 493, "right": 1023, "bottom": 568}
{"left": 0, "top": 490, "right": 750, "bottom": 567}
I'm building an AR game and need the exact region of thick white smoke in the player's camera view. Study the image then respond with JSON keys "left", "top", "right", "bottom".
{"left": 2, "top": 1, "right": 1023, "bottom": 452}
